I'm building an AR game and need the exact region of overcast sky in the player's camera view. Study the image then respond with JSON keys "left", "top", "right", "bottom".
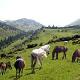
{"left": 0, "top": 0, "right": 80, "bottom": 27}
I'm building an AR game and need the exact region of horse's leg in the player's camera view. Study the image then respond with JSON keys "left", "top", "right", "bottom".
{"left": 77, "top": 58, "right": 78, "bottom": 62}
{"left": 62, "top": 52, "right": 64, "bottom": 59}
{"left": 31, "top": 55, "right": 34, "bottom": 69}
{"left": 16, "top": 69, "right": 18, "bottom": 78}
{"left": 4, "top": 67, "right": 7, "bottom": 75}
{"left": 52, "top": 52, "right": 55, "bottom": 60}
{"left": 19, "top": 69, "right": 21, "bottom": 78}
{"left": 31, "top": 55, "right": 35, "bottom": 73}
{"left": 64, "top": 52, "right": 66, "bottom": 59}
{"left": 38, "top": 57, "right": 42, "bottom": 70}
{"left": 3, "top": 68, "right": 5, "bottom": 75}
{"left": 32, "top": 58, "right": 37, "bottom": 73}
{"left": 56, "top": 52, "right": 58, "bottom": 59}
{"left": 62, "top": 52, "right": 66, "bottom": 59}
{"left": 1, "top": 69, "right": 3, "bottom": 75}
{"left": 21, "top": 68, "right": 23, "bottom": 76}
{"left": 1, "top": 67, "right": 5, "bottom": 75}
{"left": 77, "top": 58, "right": 80, "bottom": 62}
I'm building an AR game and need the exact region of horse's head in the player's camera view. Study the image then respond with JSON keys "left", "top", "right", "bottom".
{"left": 72, "top": 49, "right": 80, "bottom": 62}
{"left": 41, "top": 44, "right": 50, "bottom": 55}
{"left": 72, "top": 51, "right": 77, "bottom": 62}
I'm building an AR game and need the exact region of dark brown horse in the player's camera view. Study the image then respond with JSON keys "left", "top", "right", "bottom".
{"left": 14, "top": 56, "right": 25, "bottom": 78}
{"left": 52, "top": 46, "right": 68, "bottom": 60}
{"left": 0, "top": 61, "right": 12, "bottom": 75}
{"left": 72, "top": 49, "right": 80, "bottom": 62}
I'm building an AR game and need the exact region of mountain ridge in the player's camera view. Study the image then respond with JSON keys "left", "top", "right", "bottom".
{"left": 4, "top": 18, "right": 43, "bottom": 32}
{"left": 65, "top": 19, "right": 80, "bottom": 27}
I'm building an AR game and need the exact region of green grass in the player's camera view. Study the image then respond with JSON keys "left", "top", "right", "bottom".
{"left": 0, "top": 28, "right": 80, "bottom": 80}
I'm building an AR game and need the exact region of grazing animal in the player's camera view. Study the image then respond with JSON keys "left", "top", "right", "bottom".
{"left": 52, "top": 46, "right": 68, "bottom": 60}
{"left": 31, "top": 44, "right": 50, "bottom": 73}
{"left": 72, "top": 49, "right": 80, "bottom": 62}
{"left": 0, "top": 61, "right": 12, "bottom": 75}
{"left": 0, "top": 62, "right": 6, "bottom": 75}
{"left": 14, "top": 56, "right": 25, "bottom": 78}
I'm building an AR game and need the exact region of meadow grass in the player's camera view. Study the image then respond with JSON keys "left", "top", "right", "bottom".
{"left": 0, "top": 28, "right": 80, "bottom": 80}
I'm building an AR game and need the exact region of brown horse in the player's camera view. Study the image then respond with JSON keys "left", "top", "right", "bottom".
{"left": 0, "top": 61, "right": 12, "bottom": 75}
{"left": 72, "top": 49, "right": 80, "bottom": 62}
{"left": 14, "top": 56, "right": 25, "bottom": 78}
{"left": 52, "top": 46, "right": 68, "bottom": 60}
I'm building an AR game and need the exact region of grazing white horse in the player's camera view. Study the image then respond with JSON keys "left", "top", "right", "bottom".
{"left": 31, "top": 44, "right": 50, "bottom": 73}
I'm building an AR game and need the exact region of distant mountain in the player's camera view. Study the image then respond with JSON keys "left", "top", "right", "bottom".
{"left": 65, "top": 19, "right": 80, "bottom": 28}
{"left": 4, "top": 18, "right": 43, "bottom": 32}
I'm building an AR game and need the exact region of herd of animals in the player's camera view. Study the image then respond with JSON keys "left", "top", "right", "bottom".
{"left": 0, "top": 44, "right": 80, "bottom": 78}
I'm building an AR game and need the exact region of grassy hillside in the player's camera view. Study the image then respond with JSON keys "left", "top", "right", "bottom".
{"left": 0, "top": 28, "right": 80, "bottom": 80}
{"left": 0, "top": 22, "right": 21, "bottom": 41}
{"left": 0, "top": 22, "right": 31, "bottom": 50}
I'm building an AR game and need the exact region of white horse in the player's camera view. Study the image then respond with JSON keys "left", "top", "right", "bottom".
{"left": 31, "top": 44, "right": 50, "bottom": 73}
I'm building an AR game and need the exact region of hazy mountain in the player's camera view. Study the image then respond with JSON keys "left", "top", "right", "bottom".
{"left": 4, "top": 18, "right": 43, "bottom": 32}
{"left": 65, "top": 19, "right": 80, "bottom": 28}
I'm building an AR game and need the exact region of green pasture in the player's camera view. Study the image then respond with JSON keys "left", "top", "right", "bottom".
{"left": 0, "top": 28, "right": 80, "bottom": 80}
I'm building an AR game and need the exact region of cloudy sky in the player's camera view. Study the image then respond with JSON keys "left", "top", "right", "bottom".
{"left": 0, "top": 0, "right": 80, "bottom": 26}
